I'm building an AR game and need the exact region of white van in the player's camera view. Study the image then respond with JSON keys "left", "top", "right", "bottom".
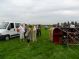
{"left": 0, "top": 22, "right": 20, "bottom": 40}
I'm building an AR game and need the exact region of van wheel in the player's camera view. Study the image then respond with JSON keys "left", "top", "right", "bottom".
{"left": 5, "top": 36, "right": 10, "bottom": 40}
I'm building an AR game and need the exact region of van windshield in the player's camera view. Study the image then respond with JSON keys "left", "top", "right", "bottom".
{"left": 0, "top": 22, "right": 9, "bottom": 29}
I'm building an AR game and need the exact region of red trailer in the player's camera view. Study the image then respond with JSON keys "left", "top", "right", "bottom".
{"left": 53, "top": 28, "right": 63, "bottom": 45}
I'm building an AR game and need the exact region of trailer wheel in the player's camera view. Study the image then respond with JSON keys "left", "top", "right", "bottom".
{"left": 5, "top": 36, "right": 10, "bottom": 40}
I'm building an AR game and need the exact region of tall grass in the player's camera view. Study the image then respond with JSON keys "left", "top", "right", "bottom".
{"left": 0, "top": 28, "right": 79, "bottom": 59}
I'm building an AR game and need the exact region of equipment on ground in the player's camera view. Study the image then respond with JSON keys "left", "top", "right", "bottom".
{"left": 53, "top": 27, "right": 79, "bottom": 46}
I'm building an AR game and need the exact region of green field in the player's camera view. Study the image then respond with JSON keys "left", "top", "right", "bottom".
{"left": 0, "top": 28, "right": 79, "bottom": 59}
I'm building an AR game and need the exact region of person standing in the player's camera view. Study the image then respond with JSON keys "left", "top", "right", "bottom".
{"left": 32, "top": 25, "right": 37, "bottom": 42}
{"left": 18, "top": 24, "right": 25, "bottom": 41}
{"left": 49, "top": 25, "right": 54, "bottom": 42}
{"left": 26, "top": 25, "right": 33, "bottom": 43}
{"left": 37, "top": 25, "right": 41, "bottom": 37}
{"left": 24, "top": 24, "right": 28, "bottom": 39}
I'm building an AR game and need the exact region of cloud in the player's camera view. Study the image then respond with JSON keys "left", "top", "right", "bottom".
{"left": 0, "top": 0, "right": 79, "bottom": 24}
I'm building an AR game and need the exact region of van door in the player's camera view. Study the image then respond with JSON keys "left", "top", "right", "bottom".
{"left": 7, "top": 23, "right": 16, "bottom": 36}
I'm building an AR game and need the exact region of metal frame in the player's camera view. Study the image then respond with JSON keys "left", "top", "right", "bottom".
{"left": 58, "top": 27, "right": 79, "bottom": 47}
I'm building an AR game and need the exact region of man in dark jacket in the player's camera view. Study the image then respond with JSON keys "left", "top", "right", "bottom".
{"left": 37, "top": 25, "right": 41, "bottom": 37}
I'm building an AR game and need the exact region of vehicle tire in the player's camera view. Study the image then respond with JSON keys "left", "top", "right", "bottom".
{"left": 5, "top": 36, "right": 10, "bottom": 40}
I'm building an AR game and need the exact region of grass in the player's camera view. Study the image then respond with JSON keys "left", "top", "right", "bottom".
{"left": 0, "top": 28, "right": 79, "bottom": 59}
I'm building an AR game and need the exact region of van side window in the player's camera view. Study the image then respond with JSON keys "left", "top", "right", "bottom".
{"left": 15, "top": 23, "right": 20, "bottom": 28}
{"left": 8, "top": 23, "right": 14, "bottom": 29}
{"left": 10, "top": 23, "right": 14, "bottom": 28}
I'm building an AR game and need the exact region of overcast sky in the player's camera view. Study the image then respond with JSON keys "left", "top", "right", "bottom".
{"left": 0, "top": 0, "right": 79, "bottom": 24}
